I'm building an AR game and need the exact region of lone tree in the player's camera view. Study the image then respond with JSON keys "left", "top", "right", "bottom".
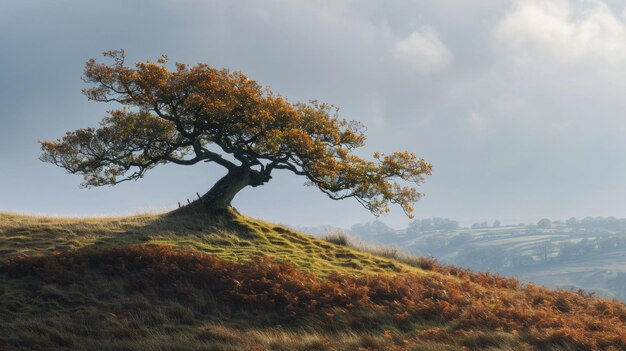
{"left": 40, "top": 51, "right": 432, "bottom": 217}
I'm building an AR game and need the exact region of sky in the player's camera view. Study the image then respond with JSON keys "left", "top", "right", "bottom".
{"left": 3, "top": 0, "right": 626, "bottom": 228}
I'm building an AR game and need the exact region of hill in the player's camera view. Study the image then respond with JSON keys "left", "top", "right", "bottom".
{"left": 344, "top": 218, "right": 626, "bottom": 301}
{"left": 0, "top": 210, "right": 625, "bottom": 350}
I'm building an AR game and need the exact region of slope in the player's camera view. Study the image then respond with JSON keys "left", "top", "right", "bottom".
{"left": 0, "top": 210, "right": 407, "bottom": 275}
{"left": 0, "top": 210, "right": 625, "bottom": 351}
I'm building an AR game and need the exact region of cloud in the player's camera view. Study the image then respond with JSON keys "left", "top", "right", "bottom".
{"left": 495, "top": 0, "right": 626, "bottom": 66}
{"left": 465, "top": 111, "right": 489, "bottom": 132}
{"left": 392, "top": 28, "right": 452, "bottom": 73}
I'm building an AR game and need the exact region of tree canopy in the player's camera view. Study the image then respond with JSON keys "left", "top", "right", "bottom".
{"left": 40, "top": 50, "right": 432, "bottom": 217}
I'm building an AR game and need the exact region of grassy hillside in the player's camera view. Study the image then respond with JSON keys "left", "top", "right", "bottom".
{"left": 1, "top": 210, "right": 625, "bottom": 351}
{"left": 0, "top": 210, "right": 407, "bottom": 275}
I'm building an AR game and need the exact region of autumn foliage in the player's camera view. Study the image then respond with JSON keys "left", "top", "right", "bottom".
{"left": 4, "top": 245, "right": 625, "bottom": 350}
{"left": 39, "top": 50, "right": 431, "bottom": 217}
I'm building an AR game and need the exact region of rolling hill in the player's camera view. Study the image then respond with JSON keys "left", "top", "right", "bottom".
{"left": 343, "top": 219, "right": 626, "bottom": 301}
{"left": 1, "top": 210, "right": 625, "bottom": 350}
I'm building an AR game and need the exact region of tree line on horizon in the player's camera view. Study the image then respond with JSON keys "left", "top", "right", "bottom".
{"left": 348, "top": 215, "right": 626, "bottom": 236}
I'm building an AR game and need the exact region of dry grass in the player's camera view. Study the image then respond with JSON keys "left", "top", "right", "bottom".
{"left": 321, "top": 231, "right": 439, "bottom": 271}
{"left": 322, "top": 231, "right": 350, "bottom": 246}
{"left": 1, "top": 210, "right": 625, "bottom": 350}
{"left": 3, "top": 244, "right": 625, "bottom": 350}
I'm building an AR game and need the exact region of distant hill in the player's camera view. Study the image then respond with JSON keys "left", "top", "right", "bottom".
{"left": 336, "top": 217, "right": 626, "bottom": 301}
{"left": 0, "top": 211, "right": 624, "bottom": 350}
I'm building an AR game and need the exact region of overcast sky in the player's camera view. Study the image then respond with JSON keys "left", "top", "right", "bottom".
{"left": 4, "top": 0, "right": 626, "bottom": 228}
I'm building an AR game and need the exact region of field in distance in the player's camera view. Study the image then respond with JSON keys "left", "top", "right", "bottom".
{"left": 336, "top": 216, "right": 626, "bottom": 301}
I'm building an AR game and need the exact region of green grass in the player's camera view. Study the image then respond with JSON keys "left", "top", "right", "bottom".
{"left": 0, "top": 210, "right": 412, "bottom": 276}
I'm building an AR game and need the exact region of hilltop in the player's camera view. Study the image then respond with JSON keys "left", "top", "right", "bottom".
{"left": 0, "top": 210, "right": 625, "bottom": 350}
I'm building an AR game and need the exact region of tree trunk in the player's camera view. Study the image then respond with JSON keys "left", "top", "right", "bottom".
{"left": 198, "top": 169, "right": 250, "bottom": 211}
{"left": 191, "top": 167, "right": 271, "bottom": 213}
